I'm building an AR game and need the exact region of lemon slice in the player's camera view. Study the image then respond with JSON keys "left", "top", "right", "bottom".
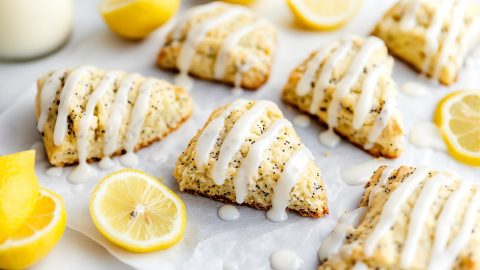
{"left": 89, "top": 169, "right": 186, "bottom": 252}
{"left": 435, "top": 90, "right": 480, "bottom": 166}
{"left": 286, "top": 0, "right": 362, "bottom": 30}
{"left": 0, "top": 150, "right": 39, "bottom": 240}
{"left": 0, "top": 188, "right": 66, "bottom": 269}
{"left": 99, "top": 0, "right": 180, "bottom": 39}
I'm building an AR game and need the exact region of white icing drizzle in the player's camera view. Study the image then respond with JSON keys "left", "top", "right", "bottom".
{"left": 432, "top": 0, "right": 465, "bottom": 80}
{"left": 234, "top": 119, "right": 291, "bottom": 204}
{"left": 400, "top": 0, "right": 422, "bottom": 30}
{"left": 318, "top": 207, "right": 367, "bottom": 261}
{"left": 266, "top": 145, "right": 311, "bottom": 222}
{"left": 217, "top": 205, "right": 240, "bottom": 221}
{"left": 401, "top": 174, "right": 451, "bottom": 267}
{"left": 352, "top": 262, "right": 369, "bottom": 270}
{"left": 99, "top": 157, "right": 115, "bottom": 170}
{"left": 293, "top": 114, "right": 310, "bottom": 128}
{"left": 309, "top": 41, "right": 352, "bottom": 114}
{"left": 295, "top": 43, "right": 337, "bottom": 97}
{"left": 171, "top": 2, "right": 224, "bottom": 41}
{"left": 307, "top": 37, "right": 389, "bottom": 149}
{"left": 212, "top": 100, "right": 273, "bottom": 185}
{"left": 195, "top": 99, "right": 248, "bottom": 168}
{"left": 101, "top": 73, "right": 139, "bottom": 165}
{"left": 318, "top": 128, "right": 341, "bottom": 148}
{"left": 353, "top": 63, "right": 385, "bottom": 129}
{"left": 53, "top": 66, "right": 93, "bottom": 146}
{"left": 37, "top": 69, "right": 65, "bottom": 132}
{"left": 341, "top": 159, "right": 385, "bottom": 186}
{"left": 401, "top": 81, "right": 429, "bottom": 97}
{"left": 365, "top": 91, "right": 395, "bottom": 149}
{"left": 214, "top": 21, "right": 262, "bottom": 80}
{"left": 270, "top": 249, "right": 303, "bottom": 270}
{"left": 368, "top": 166, "right": 395, "bottom": 206}
{"left": 327, "top": 37, "right": 383, "bottom": 129}
{"left": 175, "top": 7, "right": 246, "bottom": 89}
{"left": 120, "top": 78, "right": 155, "bottom": 167}
{"left": 46, "top": 166, "right": 63, "bottom": 177}
{"left": 427, "top": 182, "right": 472, "bottom": 270}
{"left": 364, "top": 167, "right": 430, "bottom": 256}
{"left": 231, "top": 57, "right": 258, "bottom": 93}
{"left": 429, "top": 189, "right": 480, "bottom": 270}
{"left": 422, "top": 0, "right": 454, "bottom": 74}
{"left": 458, "top": 18, "right": 480, "bottom": 67}
{"left": 409, "top": 122, "right": 446, "bottom": 151}
{"left": 68, "top": 71, "right": 119, "bottom": 184}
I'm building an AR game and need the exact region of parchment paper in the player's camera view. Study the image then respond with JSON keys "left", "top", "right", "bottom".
{"left": 1, "top": 0, "right": 479, "bottom": 269}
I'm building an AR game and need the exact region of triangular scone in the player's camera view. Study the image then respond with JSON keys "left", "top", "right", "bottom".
{"left": 282, "top": 36, "right": 404, "bottom": 159}
{"left": 36, "top": 66, "right": 193, "bottom": 167}
{"left": 174, "top": 99, "right": 328, "bottom": 220}
{"left": 157, "top": 2, "right": 276, "bottom": 90}
{"left": 319, "top": 166, "right": 480, "bottom": 270}
{"left": 372, "top": 0, "right": 480, "bottom": 85}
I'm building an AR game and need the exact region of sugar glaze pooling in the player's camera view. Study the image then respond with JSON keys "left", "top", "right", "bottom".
{"left": 270, "top": 249, "right": 303, "bottom": 270}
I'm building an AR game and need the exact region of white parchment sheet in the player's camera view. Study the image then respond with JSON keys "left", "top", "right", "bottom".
{"left": 0, "top": 0, "right": 479, "bottom": 269}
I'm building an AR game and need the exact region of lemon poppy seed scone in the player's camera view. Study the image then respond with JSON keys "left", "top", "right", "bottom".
{"left": 174, "top": 99, "right": 328, "bottom": 221}
{"left": 318, "top": 165, "right": 480, "bottom": 270}
{"left": 372, "top": 0, "right": 480, "bottom": 85}
{"left": 36, "top": 66, "right": 193, "bottom": 168}
{"left": 282, "top": 36, "right": 405, "bottom": 159}
{"left": 157, "top": 2, "right": 276, "bottom": 91}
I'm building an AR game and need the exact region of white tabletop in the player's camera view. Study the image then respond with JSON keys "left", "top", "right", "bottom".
{"left": 3, "top": 0, "right": 478, "bottom": 269}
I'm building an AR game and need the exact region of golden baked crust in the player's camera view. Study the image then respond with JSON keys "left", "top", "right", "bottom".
{"left": 282, "top": 36, "right": 404, "bottom": 159}
{"left": 319, "top": 166, "right": 480, "bottom": 270}
{"left": 35, "top": 67, "right": 193, "bottom": 167}
{"left": 157, "top": 2, "right": 276, "bottom": 90}
{"left": 372, "top": 0, "right": 480, "bottom": 85}
{"left": 174, "top": 100, "right": 328, "bottom": 218}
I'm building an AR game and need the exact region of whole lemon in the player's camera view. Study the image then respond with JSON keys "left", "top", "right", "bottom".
{"left": 99, "top": 0, "right": 180, "bottom": 40}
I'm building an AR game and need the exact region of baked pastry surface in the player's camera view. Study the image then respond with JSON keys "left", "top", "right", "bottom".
{"left": 319, "top": 165, "right": 480, "bottom": 270}
{"left": 174, "top": 99, "right": 328, "bottom": 219}
{"left": 157, "top": 2, "right": 276, "bottom": 90}
{"left": 282, "top": 36, "right": 404, "bottom": 158}
{"left": 372, "top": 0, "right": 480, "bottom": 85}
{"left": 36, "top": 66, "right": 193, "bottom": 167}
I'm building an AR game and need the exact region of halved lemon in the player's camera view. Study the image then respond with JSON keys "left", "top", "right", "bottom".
{"left": 435, "top": 90, "right": 480, "bottom": 166}
{"left": 0, "top": 150, "right": 39, "bottom": 240}
{"left": 0, "top": 188, "right": 66, "bottom": 269}
{"left": 89, "top": 169, "right": 186, "bottom": 252}
{"left": 286, "top": 0, "right": 362, "bottom": 30}
{"left": 99, "top": 0, "right": 180, "bottom": 39}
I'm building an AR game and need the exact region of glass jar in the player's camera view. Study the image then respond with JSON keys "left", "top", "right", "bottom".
{"left": 0, "top": 0, "right": 73, "bottom": 61}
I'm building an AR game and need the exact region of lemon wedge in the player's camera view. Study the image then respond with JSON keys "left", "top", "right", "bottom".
{"left": 0, "top": 188, "right": 66, "bottom": 269}
{"left": 89, "top": 169, "right": 186, "bottom": 252}
{"left": 99, "top": 0, "right": 180, "bottom": 39}
{"left": 435, "top": 90, "right": 480, "bottom": 166}
{"left": 286, "top": 0, "right": 362, "bottom": 30}
{"left": 0, "top": 150, "right": 39, "bottom": 240}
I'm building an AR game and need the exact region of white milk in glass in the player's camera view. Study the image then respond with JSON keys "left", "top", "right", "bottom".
{"left": 0, "top": 0, "right": 73, "bottom": 60}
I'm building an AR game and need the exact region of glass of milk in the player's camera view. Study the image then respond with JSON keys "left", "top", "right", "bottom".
{"left": 0, "top": 0, "right": 73, "bottom": 61}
